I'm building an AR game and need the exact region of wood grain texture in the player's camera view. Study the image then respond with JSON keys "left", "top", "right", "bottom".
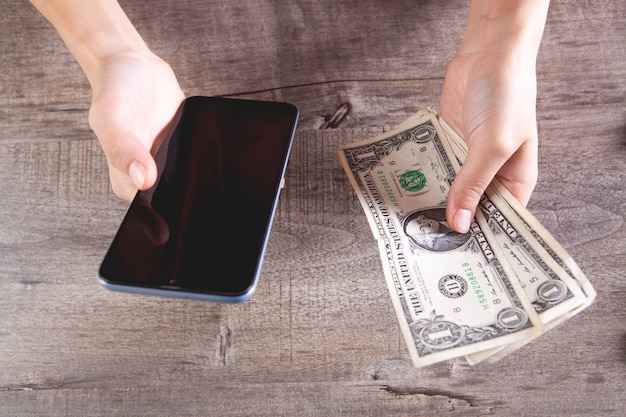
{"left": 1, "top": 1, "right": 625, "bottom": 416}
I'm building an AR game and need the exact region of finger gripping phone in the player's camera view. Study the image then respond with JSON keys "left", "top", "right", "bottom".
{"left": 98, "top": 96, "right": 299, "bottom": 302}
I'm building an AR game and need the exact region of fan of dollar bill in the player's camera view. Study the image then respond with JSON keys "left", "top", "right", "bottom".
{"left": 337, "top": 108, "right": 596, "bottom": 368}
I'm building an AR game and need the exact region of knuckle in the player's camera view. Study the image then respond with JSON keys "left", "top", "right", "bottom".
{"left": 103, "top": 140, "right": 128, "bottom": 169}
{"left": 455, "top": 179, "right": 489, "bottom": 205}
{"left": 484, "top": 140, "right": 516, "bottom": 161}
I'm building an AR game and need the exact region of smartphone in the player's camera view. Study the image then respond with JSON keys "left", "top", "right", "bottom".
{"left": 98, "top": 96, "right": 299, "bottom": 302}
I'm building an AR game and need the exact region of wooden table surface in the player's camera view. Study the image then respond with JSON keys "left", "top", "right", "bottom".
{"left": 1, "top": 1, "right": 625, "bottom": 416}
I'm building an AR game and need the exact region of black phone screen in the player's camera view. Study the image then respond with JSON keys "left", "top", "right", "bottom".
{"left": 98, "top": 96, "right": 299, "bottom": 301}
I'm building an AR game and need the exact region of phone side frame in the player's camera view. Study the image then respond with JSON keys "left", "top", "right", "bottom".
{"left": 96, "top": 276, "right": 257, "bottom": 303}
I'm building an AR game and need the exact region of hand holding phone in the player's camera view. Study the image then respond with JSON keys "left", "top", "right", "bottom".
{"left": 98, "top": 96, "right": 299, "bottom": 302}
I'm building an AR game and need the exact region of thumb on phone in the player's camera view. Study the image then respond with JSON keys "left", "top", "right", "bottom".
{"left": 100, "top": 129, "right": 158, "bottom": 201}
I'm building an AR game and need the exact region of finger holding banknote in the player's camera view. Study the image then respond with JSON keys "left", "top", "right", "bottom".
{"left": 443, "top": 110, "right": 539, "bottom": 234}
{"left": 441, "top": 52, "right": 540, "bottom": 230}
{"left": 440, "top": 62, "right": 539, "bottom": 233}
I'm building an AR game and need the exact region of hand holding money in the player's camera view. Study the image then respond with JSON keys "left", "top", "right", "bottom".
{"left": 337, "top": 108, "right": 595, "bottom": 368}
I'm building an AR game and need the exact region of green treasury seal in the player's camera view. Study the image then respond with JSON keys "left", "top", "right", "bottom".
{"left": 399, "top": 170, "right": 427, "bottom": 192}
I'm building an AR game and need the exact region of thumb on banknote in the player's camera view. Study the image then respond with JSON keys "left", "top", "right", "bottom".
{"left": 445, "top": 126, "right": 538, "bottom": 234}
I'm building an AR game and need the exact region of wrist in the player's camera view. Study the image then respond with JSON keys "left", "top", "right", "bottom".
{"left": 78, "top": 26, "right": 151, "bottom": 87}
{"left": 30, "top": 0, "right": 152, "bottom": 86}
{"left": 459, "top": 0, "right": 550, "bottom": 60}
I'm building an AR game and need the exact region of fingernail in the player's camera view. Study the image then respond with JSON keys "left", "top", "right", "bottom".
{"left": 454, "top": 209, "right": 473, "bottom": 234}
{"left": 129, "top": 160, "right": 145, "bottom": 189}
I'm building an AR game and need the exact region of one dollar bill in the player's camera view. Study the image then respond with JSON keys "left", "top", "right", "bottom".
{"left": 435, "top": 114, "right": 596, "bottom": 364}
{"left": 338, "top": 108, "right": 595, "bottom": 367}
{"left": 337, "top": 109, "right": 545, "bottom": 368}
